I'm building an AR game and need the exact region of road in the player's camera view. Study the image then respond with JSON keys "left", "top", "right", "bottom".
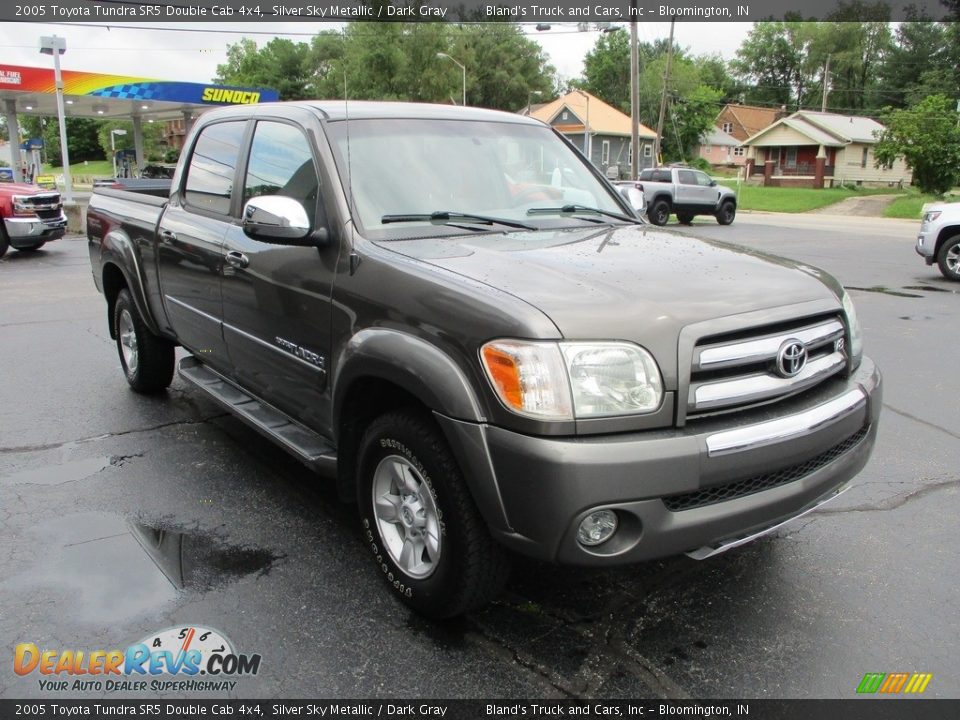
{"left": 1, "top": 215, "right": 957, "bottom": 700}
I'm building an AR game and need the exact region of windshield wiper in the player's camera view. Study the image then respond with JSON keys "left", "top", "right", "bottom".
{"left": 381, "top": 211, "right": 536, "bottom": 231}
{"left": 526, "top": 204, "right": 643, "bottom": 224}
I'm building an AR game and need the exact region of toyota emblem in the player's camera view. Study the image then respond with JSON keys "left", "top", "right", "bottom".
{"left": 776, "top": 340, "right": 807, "bottom": 377}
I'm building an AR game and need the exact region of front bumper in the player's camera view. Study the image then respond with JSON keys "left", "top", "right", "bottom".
{"left": 4, "top": 213, "right": 68, "bottom": 246}
{"left": 440, "top": 357, "right": 881, "bottom": 566}
{"left": 916, "top": 231, "right": 935, "bottom": 264}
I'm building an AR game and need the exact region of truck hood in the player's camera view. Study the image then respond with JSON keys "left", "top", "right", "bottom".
{"left": 379, "top": 225, "right": 842, "bottom": 378}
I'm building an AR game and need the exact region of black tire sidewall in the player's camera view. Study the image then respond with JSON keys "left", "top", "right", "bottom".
{"left": 115, "top": 291, "right": 137, "bottom": 383}
{"left": 0, "top": 226, "right": 9, "bottom": 259}
{"left": 357, "top": 413, "right": 470, "bottom": 616}
{"left": 937, "top": 236, "right": 960, "bottom": 281}
{"left": 651, "top": 200, "right": 670, "bottom": 226}
{"left": 717, "top": 201, "right": 736, "bottom": 225}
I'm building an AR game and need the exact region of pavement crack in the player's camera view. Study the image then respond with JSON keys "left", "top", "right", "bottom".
{"left": 816, "top": 477, "right": 959, "bottom": 514}
{"left": 883, "top": 403, "right": 960, "bottom": 441}
{"left": 0, "top": 415, "right": 228, "bottom": 455}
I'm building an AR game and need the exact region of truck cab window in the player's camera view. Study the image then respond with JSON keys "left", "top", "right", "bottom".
{"left": 244, "top": 121, "right": 320, "bottom": 227}
{"left": 183, "top": 121, "right": 246, "bottom": 216}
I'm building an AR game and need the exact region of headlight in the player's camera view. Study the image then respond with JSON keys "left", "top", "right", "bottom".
{"left": 12, "top": 196, "right": 33, "bottom": 215}
{"left": 480, "top": 340, "right": 663, "bottom": 420}
{"left": 560, "top": 342, "right": 663, "bottom": 416}
{"left": 841, "top": 291, "right": 863, "bottom": 369}
{"left": 922, "top": 210, "right": 941, "bottom": 225}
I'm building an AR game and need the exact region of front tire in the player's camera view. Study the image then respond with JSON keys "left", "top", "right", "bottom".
{"left": 716, "top": 200, "right": 736, "bottom": 225}
{"left": 113, "top": 289, "right": 175, "bottom": 393}
{"left": 357, "top": 409, "right": 509, "bottom": 619}
{"left": 676, "top": 212, "right": 694, "bottom": 225}
{"left": 649, "top": 199, "right": 671, "bottom": 226}
{"left": 937, "top": 235, "right": 960, "bottom": 281}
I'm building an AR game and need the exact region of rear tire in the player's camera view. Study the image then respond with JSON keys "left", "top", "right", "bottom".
{"left": 357, "top": 408, "right": 509, "bottom": 619}
{"left": 937, "top": 235, "right": 960, "bottom": 281}
{"left": 649, "top": 199, "right": 671, "bottom": 226}
{"left": 676, "top": 212, "right": 694, "bottom": 225}
{"left": 113, "top": 288, "right": 175, "bottom": 393}
{"left": 716, "top": 200, "right": 736, "bottom": 225}
{"left": 0, "top": 226, "right": 9, "bottom": 259}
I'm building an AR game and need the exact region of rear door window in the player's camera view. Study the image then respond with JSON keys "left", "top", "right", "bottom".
{"left": 183, "top": 121, "right": 247, "bottom": 216}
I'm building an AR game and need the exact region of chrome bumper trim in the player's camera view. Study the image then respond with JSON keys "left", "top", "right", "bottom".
{"left": 4, "top": 213, "right": 68, "bottom": 238}
{"left": 705, "top": 387, "right": 866, "bottom": 457}
{"left": 685, "top": 484, "right": 851, "bottom": 560}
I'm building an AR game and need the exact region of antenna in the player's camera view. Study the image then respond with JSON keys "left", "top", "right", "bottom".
{"left": 343, "top": 64, "right": 353, "bottom": 225}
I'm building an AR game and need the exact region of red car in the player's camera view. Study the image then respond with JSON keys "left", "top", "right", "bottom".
{"left": 0, "top": 182, "right": 67, "bottom": 258}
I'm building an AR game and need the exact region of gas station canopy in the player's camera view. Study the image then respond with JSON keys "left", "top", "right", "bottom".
{"left": 0, "top": 63, "right": 279, "bottom": 121}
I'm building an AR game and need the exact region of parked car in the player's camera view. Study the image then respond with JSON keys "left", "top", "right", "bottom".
{"left": 0, "top": 182, "right": 67, "bottom": 258}
{"left": 87, "top": 102, "right": 880, "bottom": 618}
{"left": 638, "top": 166, "right": 737, "bottom": 226}
{"left": 141, "top": 163, "right": 177, "bottom": 179}
{"left": 916, "top": 202, "right": 960, "bottom": 281}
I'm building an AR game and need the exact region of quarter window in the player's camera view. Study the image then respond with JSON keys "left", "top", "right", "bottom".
{"left": 183, "top": 121, "right": 246, "bottom": 216}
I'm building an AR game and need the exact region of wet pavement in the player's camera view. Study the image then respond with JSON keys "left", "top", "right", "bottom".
{"left": 1, "top": 224, "right": 957, "bottom": 700}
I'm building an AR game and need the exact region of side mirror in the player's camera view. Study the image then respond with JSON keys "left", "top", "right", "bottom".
{"left": 242, "top": 195, "right": 327, "bottom": 246}
{"left": 709, "top": 180, "right": 717, "bottom": 187}
{"left": 619, "top": 186, "right": 646, "bottom": 215}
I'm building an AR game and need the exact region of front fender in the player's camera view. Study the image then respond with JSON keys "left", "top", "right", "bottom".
{"left": 333, "top": 328, "right": 485, "bottom": 425}
{"left": 100, "top": 228, "right": 162, "bottom": 337}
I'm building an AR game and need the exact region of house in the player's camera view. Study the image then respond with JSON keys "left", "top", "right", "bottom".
{"left": 698, "top": 126, "right": 745, "bottom": 167}
{"left": 715, "top": 104, "right": 784, "bottom": 143}
{"left": 742, "top": 110, "right": 913, "bottom": 188}
{"left": 522, "top": 91, "right": 658, "bottom": 179}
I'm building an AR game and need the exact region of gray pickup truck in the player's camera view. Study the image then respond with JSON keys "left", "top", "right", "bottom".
{"left": 639, "top": 166, "right": 738, "bottom": 227}
{"left": 87, "top": 102, "right": 881, "bottom": 618}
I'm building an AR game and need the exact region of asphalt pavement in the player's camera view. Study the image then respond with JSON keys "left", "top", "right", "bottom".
{"left": 1, "top": 214, "right": 957, "bottom": 700}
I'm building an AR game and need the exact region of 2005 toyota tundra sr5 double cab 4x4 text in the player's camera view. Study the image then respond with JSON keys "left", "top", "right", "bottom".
{"left": 87, "top": 102, "right": 881, "bottom": 618}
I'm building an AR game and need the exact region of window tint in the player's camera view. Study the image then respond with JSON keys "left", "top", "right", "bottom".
{"left": 677, "top": 170, "right": 697, "bottom": 185}
{"left": 639, "top": 169, "right": 653, "bottom": 180}
{"left": 244, "top": 121, "right": 319, "bottom": 226}
{"left": 694, "top": 171, "right": 713, "bottom": 187}
{"left": 184, "top": 121, "right": 246, "bottom": 215}
{"left": 654, "top": 169, "right": 672, "bottom": 183}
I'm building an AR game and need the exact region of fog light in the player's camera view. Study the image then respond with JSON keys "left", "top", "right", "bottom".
{"left": 577, "top": 510, "right": 618, "bottom": 546}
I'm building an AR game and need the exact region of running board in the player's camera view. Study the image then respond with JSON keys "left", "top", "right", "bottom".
{"left": 178, "top": 355, "right": 337, "bottom": 475}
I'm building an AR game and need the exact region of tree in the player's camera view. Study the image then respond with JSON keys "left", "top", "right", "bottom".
{"left": 873, "top": 94, "right": 960, "bottom": 195}
{"left": 19, "top": 116, "right": 103, "bottom": 167}
{"left": 95, "top": 120, "right": 167, "bottom": 164}
{"left": 664, "top": 86, "right": 725, "bottom": 162}
{"left": 578, "top": 28, "right": 631, "bottom": 112}
{"left": 215, "top": 37, "right": 315, "bottom": 100}
{"left": 732, "top": 21, "right": 816, "bottom": 109}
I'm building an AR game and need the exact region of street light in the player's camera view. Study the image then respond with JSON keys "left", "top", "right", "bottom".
{"left": 436, "top": 52, "right": 466, "bottom": 107}
{"left": 39, "top": 35, "right": 72, "bottom": 202}
{"left": 111, "top": 129, "right": 128, "bottom": 178}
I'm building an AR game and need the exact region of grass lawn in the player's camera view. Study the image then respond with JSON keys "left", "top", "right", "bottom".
{"left": 883, "top": 191, "right": 960, "bottom": 219}
{"left": 736, "top": 185, "right": 905, "bottom": 213}
{"left": 41, "top": 160, "right": 114, "bottom": 181}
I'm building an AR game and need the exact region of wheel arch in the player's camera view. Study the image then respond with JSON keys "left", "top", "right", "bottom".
{"left": 331, "top": 329, "right": 511, "bottom": 532}
{"left": 100, "top": 229, "right": 162, "bottom": 338}
{"left": 935, "top": 225, "right": 960, "bottom": 259}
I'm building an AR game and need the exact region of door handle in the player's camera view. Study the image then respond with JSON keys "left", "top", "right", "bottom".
{"left": 225, "top": 251, "right": 249, "bottom": 269}
{"left": 159, "top": 229, "right": 177, "bottom": 244}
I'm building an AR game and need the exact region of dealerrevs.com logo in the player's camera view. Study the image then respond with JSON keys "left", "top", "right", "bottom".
{"left": 14, "top": 625, "right": 261, "bottom": 693}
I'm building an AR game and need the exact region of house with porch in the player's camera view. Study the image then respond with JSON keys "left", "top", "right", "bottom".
{"left": 715, "top": 103, "right": 785, "bottom": 143}
{"left": 742, "top": 110, "right": 912, "bottom": 188}
{"left": 522, "top": 91, "right": 658, "bottom": 179}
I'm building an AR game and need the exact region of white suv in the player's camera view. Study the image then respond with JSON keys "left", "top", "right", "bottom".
{"left": 916, "top": 202, "right": 960, "bottom": 281}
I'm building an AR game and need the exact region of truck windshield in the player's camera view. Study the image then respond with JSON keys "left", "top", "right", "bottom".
{"left": 325, "top": 118, "right": 626, "bottom": 238}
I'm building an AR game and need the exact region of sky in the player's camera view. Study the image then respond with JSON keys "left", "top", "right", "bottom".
{"left": 0, "top": 21, "right": 752, "bottom": 88}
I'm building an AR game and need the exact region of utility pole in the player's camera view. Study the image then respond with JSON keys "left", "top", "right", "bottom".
{"left": 654, "top": 17, "right": 675, "bottom": 167}
{"left": 630, "top": 6, "right": 640, "bottom": 179}
{"left": 821, "top": 55, "right": 831, "bottom": 112}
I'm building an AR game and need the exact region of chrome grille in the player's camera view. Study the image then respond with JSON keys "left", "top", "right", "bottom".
{"left": 18, "top": 193, "right": 62, "bottom": 211}
{"left": 688, "top": 315, "right": 847, "bottom": 416}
